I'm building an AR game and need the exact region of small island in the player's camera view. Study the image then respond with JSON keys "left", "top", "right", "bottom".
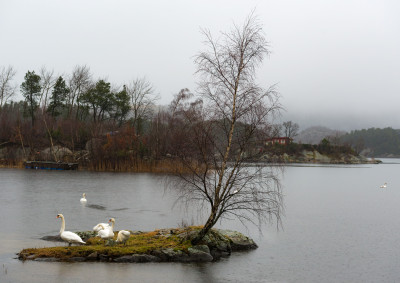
{"left": 18, "top": 227, "right": 257, "bottom": 263}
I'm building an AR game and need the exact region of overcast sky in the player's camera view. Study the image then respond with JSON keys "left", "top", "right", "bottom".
{"left": 1, "top": 0, "right": 399, "bottom": 131}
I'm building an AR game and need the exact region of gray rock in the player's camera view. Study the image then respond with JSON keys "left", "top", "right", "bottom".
{"left": 87, "top": 252, "right": 98, "bottom": 259}
{"left": 75, "top": 231, "right": 97, "bottom": 241}
{"left": 67, "top": 257, "right": 86, "bottom": 262}
{"left": 151, "top": 248, "right": 190, "bottom": 262}
{"left": 40, "top": 146, "right": 73, "bottom": 161}
{"left": 202, "top": 230, "right": 231, "bottom": 253}
{"left": 190, "top": 244, "right": 210, "bottom": 254}
{"left": 113, "top": 255, "right": 133, "bottom": 262}
{"left": 114, "top": 254, "right": 160, "bottom": 263}
{"left": 217, "top": 229, "right": 258, "bottom": 251}
{"left": 177, "top": 230, "right": 197, "bottom": 242}
{"left": 34, "top": 257, "right": 58, "bottom": 262}
{"left": 187, "top": 245, "right": 213, "bottom": 262}
{"left": 99, "top": 254, "right": 109, "bottom": 261}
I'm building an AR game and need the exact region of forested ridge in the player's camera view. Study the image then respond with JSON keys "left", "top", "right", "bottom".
{"left": 341, "top": 127, "right": 400, "bottom": 157}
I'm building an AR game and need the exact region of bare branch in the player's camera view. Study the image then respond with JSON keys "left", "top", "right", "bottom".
{"left": 39, "top": 66, "right": 56, "bottom": 109}
{"left": 126, "top": 77, "right": 159, "bottom": 134}
{"left": 0, "top": 66, "right": 17, "bottom": 107}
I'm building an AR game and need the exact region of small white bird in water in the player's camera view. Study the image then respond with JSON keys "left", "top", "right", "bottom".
{"left": 80, "top": 193, "right": 87, "bottom": 203}
{"left": 380, "top": 182, "right": 387, "bottom": 188}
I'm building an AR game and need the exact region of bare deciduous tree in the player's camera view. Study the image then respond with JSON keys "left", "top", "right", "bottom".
{"left": 67, "top": 65, "right": 92, "bottom": 117}
{"left": 265, "top": 123, "right": 282, "bottom": 138}
{"left": 169, "top": 13, "right": 283, "bottom": 244}
{"left": 126, "top": 77, "right": 159, "bottom": 134}
{"left": 39, "top": 66, "right": 56, "bottom": 109}
{"left": 0, "top": 66, "right": 17, "bottom": 108}
{"left": 282, "top": 121, "right": 299, "bottom": 139}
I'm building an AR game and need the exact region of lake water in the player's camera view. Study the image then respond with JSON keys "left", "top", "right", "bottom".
{"left": 1, "top": 159, "right": 400, "bottom": 283}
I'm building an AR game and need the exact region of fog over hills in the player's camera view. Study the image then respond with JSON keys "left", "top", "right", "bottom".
{"left": 281, "top": 109, "right": 400, "bottom": 133}
{"left": 294, "top": 126, "right": 345, "bottom": 144}
{"left": 282, "top": 109, "right": 400, "bottom": 145}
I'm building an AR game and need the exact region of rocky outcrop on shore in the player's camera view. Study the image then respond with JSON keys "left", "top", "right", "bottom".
{"left": 261, "top": 150, "right": 381, "bottom": 164}
{"left": 19, "top": 228, "right": 257, "bottom": 263}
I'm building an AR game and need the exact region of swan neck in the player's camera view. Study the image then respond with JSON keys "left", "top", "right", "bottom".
{"left": 60, "top": 216, "right": 65, "bottom": 234}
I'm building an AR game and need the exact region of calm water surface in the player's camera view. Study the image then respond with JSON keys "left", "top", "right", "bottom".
{"left": 1, "top": 159, "right": 400, "bottom": 282}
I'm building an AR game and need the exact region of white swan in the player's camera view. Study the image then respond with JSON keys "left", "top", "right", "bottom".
{"left": 116, "top": 230, "right": 131, "bottom": 244}
{"left": 380, "top": 182, "right": 387, "bottom": 188}
{"left": 80, "top": 193, "right": 87, "bottom": 203}
{"left": 56, "top": 214, "right": 85, "bottom": 246}
{"left": 96, "top": 218, "right": 115, "bottom": 240}
{"left": 93, "top": 222, "right": 110, "bottom": 232}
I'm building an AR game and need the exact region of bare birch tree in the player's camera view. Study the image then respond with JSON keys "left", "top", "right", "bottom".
{"left": 39, "top": 66, "right": 56, "bottom": 109}
{"left": 169, "top": 13, "right": 283, "bottom": 244}
{"left": 0, "top": 66, "right": 17, "bottom": 108}
{"left": 126, "top": 77, "right": 159, "bottom": 134}
{"left": 67, "top": 65, "right": 92, "bottom": 117}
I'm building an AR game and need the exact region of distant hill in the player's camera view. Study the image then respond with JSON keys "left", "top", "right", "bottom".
{"left": 292, "top": 126, "right": 400, "bottom": 157}
{"left": 294, "top": 126, "right": 345, "bottom": 145}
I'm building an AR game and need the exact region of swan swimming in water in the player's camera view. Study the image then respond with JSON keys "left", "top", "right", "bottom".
{"left": 380, "top": 182, "right": 387, "bottom": 188}
{"left": 116, "top": 230, "right": 131, "bottom": 245}
{"left": 56, "top": 214, "right": 85, "bottom": 246}
{"left": 80, "top": 193, "right": 87, "bottom": 203}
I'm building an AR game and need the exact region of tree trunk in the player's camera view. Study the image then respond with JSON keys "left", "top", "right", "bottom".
{"left": 43, "top": 117, "right": 58, "bottom": 162}
{"left": 191, "top": 206, "right": 218, "bottom": 245}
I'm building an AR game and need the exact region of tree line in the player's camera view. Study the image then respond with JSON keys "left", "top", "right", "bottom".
{"left": 0, "top": 65, "right": 171, "bottom": 168}
{"left": 340, "top": 127, "right": 400, "bottom": 157}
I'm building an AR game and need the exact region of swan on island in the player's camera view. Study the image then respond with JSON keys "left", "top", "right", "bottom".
{"left": 56, "top": 214, "right": 85, "bottom": 246}
{"left": 116, "top": 230, "right": 131, "bottom": 244}
{"left": 380, "top": 182, "right": 387, "bottom": 188}
{"left": 80, "top": 193, "right": 87, "bottom": 203}
{"left": 96, "top": 218, "right": 115, "bottom": 240}
{"left": 93, "top": 222, "right": 110, "bottom": 232}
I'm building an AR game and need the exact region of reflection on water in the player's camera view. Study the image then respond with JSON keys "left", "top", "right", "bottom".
{"left": 1, "top": 160, "right": 400, "bottom": 282}
{"left": 86, "top": 204, "right": 107, "bottom": 210}
{"left": 111, "top": 208, "right": 129, "bottom": 211}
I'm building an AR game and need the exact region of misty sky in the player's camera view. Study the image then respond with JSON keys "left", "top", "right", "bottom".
{"left": 1, "top": 0, "right": 399, "bottom": 131}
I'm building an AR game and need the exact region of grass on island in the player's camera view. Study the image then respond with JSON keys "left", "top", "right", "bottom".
{"left": 19, "top": 227, "right": 203, "bottom": 260}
